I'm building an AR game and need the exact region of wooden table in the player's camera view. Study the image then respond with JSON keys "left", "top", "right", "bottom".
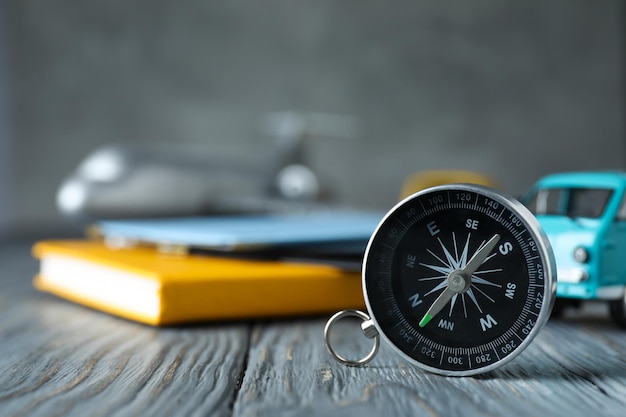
{"left": 2, "top": 240, "right": 626, "bottom": 417}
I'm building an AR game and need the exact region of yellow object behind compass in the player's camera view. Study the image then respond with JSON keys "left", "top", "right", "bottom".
{"left": 399, "top": 170, "right": 497, "bottom": 199}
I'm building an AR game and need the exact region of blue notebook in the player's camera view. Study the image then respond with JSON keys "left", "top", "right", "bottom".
{"left": 97, "top": 211, "right": 383, "bottom": 252}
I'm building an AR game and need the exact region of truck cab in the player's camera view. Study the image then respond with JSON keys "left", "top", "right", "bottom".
{"left": 523, "top": 172, "right": 626, "bottom": 327}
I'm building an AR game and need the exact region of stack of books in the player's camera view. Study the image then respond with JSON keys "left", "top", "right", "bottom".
{"left": 33, "top": 211, "right": 382, "bottom": 325}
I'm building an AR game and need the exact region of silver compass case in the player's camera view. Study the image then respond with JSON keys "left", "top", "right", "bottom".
{"left": 361, "top": 184, "right": 557, "bottom": 376}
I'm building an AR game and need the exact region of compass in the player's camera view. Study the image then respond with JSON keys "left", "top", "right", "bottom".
{"left": 324, "top": 184, "right": 556, "bottom": 376}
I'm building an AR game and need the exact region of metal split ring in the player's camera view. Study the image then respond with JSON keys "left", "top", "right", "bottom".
{"left": 323, "top": 309, "right": 380, "bottom": 366}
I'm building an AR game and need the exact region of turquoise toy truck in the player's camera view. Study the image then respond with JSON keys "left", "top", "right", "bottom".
{"left": 523, "top": 171, "right": 626, "bottom": 327}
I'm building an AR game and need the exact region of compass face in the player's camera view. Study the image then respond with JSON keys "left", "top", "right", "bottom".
{"left": 363, "top": 184, "right": 556, "bottom": 376}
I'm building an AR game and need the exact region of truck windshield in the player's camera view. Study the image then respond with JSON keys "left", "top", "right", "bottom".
{"left": 525, "top": 188, "right": 613, "bottom": 219}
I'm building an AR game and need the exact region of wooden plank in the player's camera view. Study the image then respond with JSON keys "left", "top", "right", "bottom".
{"left": 0, "top": 243, "right": 251, "bottom": 417}
{"left": 5, "top": 241, "right": 626, "bottom": 417}
{"left": 234, "top": 307, "right": 626, "bottom": 417}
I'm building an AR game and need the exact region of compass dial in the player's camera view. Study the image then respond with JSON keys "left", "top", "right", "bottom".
{"left": 363, "top": 184, "right": 556, "bottom": 376}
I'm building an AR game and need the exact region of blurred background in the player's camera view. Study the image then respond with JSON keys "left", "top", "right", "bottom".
{"left": 0, "top": 0, "right": 623, "bottom": 238}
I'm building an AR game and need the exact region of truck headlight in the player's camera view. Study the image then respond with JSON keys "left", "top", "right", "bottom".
{"left": 558, "top": 268, "right": 589, "bottom": 283}
{"left": 573, "top": 247, "right": 589, "bottom": 263}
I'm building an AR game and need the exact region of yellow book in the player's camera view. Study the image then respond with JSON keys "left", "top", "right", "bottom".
{"left": 33, "top": 240, "right": 365, "bottom": 325}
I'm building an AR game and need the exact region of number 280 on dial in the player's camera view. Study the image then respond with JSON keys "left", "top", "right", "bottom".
{"left": 362, "top": 184, "right": 556, "bottom": 376}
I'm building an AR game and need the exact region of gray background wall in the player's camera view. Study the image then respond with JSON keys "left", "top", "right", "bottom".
{"left": 1, "top": 1, "right": 623, "bottom": 232}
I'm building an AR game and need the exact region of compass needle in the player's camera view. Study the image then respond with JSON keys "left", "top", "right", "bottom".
{"left": 419, "top": 234, "right": 500, "bottom": 327}
{"left": 419, "top": 287, "right": 455, "bottom": 327}
{"left": 463, "top": 234, "right": 500, "bottom": 277}
{"left": 359, "top": 184, "right": 556, "bottom": 375}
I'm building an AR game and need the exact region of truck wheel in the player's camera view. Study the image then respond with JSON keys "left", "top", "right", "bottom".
{"left": 550, "top": 298, "right": 580, "bottom": 319}
{"left": 551, "top": 299, "right": 567, "bottom": 318}
{"left": 609, "top": 294, "right": 626, "bottom": 328}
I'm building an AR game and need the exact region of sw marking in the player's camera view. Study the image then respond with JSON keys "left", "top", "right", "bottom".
{"left": 505, "top": 283, "right": 516, "bottom": 299}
